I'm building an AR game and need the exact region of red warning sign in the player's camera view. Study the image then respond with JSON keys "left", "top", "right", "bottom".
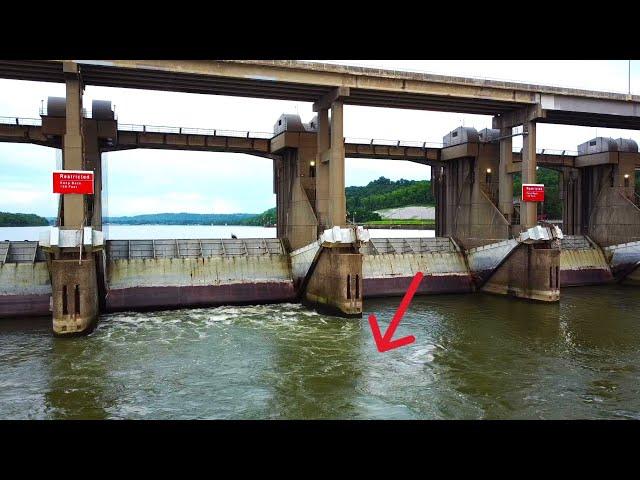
{"left": 53, "top": 170, "right": 94, "bottom": 194}
{"left": 522, "top": 184, "right": 544, "bottom": 202}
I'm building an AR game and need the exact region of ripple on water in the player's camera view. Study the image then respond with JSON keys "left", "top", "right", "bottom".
{"left": 2, "top": 286, "right": 640, "bottom": 419}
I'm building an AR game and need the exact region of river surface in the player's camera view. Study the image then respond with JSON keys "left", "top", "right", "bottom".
{"left": 0, "top": 225, "right": 436, "bottom": 241}
{"left": 1, "top": 286, "right": 639, "bottom": 420}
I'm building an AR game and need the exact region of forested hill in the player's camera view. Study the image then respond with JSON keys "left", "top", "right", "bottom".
{"left": 0, "top": 212, "right": 50, "bottom": 227}
{"left": 103, "top": 213, "right": 256, "bottom": 225}
{"left": 346, "top": 177, "right": 433, "bottom": 222}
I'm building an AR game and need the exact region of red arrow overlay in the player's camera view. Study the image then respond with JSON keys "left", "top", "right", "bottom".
{"left": 368, "top": 271, "right": 423, "bottom": 352}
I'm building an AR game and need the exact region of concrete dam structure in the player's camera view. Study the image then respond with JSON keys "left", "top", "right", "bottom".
{"left": 3, "top": 227, "right": 635, "bottom": 323}
{"left": 3, "top": 60, "right": 640, "bottom": 335}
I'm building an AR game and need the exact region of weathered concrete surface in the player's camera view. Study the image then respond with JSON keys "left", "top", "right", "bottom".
{"left": 290, "top": 240, "right": 321, "bottom": 289}
{"left": 106, "top": 256, "right": 295, "bottom": 311}
{"left": 272, "top": 133, "right": 319, "bottom": 251}
{"left": 621, "top": 263, "right": 640, "bottom": 285}
{"left": 482, "top": 244, "right": 560, "bottom": 302}
{"left": 51, "top": 257, "right": 99, "bottom": 336}
{"left": 362, "top": 253, "right": 472, "bottom": 297}
{"left": 361, "top": 237, "right": 473, "bottom": 297}
{"left": 602, "top": 240, "right": 640, "bottom": 282}
{"left": 303, "top": 247, "right": 362, "bottom": 317}
{"left": 439, "top": 142, "right": 511, "bottom": 249}
{"left": 560, "top": 235, "right": 613, "bottom": 286}
{"left": 466, "top": 238, "right": 519, "bottom": 284}
{"left": 0, "top": 263, "right": 51, "bottom": 317}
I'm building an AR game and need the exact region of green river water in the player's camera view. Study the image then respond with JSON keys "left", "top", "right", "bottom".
{"left": 1, "top": 285, "right": 639, "bottom": 420}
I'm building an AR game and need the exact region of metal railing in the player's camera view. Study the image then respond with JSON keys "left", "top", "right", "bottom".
{"left": 0, "top": 114, "right": 595, "bottom": 157}
{"left": 345, "top": 137, "right": 443, "bottom": 148}
{"left": 0, "top": 116, "right": 42, "bottom": 126}
{"left": 118, "top": 123, "right": 273, "bottom": 139}
{"left": 511, "top": 147, "right": 579, "bottom": 156}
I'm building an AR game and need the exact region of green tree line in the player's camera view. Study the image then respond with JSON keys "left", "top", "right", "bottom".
{"left": 513, "top": 167, "right": 562, "bottom": 220}
{"left": 346, "top": 177, "right": 435, "bottom": 222}
{"left": 0, "top": 212, "right": 50, "bottom": 227}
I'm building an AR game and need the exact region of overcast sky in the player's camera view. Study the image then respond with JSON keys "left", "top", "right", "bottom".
{"left": 1, "top": 60, "right": 639, "bottom": 217}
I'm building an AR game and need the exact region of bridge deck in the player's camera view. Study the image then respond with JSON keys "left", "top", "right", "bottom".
{"left": 2, "top": 61, "right": 639, "bottom": 129}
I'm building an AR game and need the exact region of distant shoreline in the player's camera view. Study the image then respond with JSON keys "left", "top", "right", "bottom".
{"left": 0, "top": 224, "right": 276, "bottom": 228}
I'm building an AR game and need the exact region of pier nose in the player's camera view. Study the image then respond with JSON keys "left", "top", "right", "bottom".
{"left": 470, "top": 225, "right": 563, "bottom": 302}
{"left": 297, "top": 227, "right": 369, "bottom": 318}
{"left": 51, "top": 257, "right": 99, "bottom": 336}
{"left": 40, "top": 228, "right": 104, "bottom": 336}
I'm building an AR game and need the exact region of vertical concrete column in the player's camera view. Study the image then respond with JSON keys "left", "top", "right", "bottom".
{"left": 315, "top": 108, "right": 330, "bottom": 232}
{"left": 432, "top": 165, "right": 447, "bottom": 237}
{"left": 561, "top": 169, "right": 581, "bottom": 235}
{"left": 521, "top": 121, "right": 537, "bottom": 229}
{"left": 83, "top": 120, "right": 102, "bottom": 230}
{"left": 52, "top": 62, "right": 100, "bottom": 337}
{"left": 62, "top": 62, "right": 85, "bottom": 228}
{"left": 499, "top": 127, "right": 513, "bottom": 222}
{"left": 328, "top": 100, "right": 346, "bottom": 228}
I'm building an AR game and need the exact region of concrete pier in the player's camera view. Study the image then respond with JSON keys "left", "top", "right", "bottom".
{"left": 481, "top": 243, "right": 560, "bottom": 302}
{"left": 303, "top": 246, "right": 363, "bottom": 317}
{"left": 50, "top": 257, "right": 99, "bottom": 335}
{"left": 467, "top": 225, "right": 562, "bottom": 302}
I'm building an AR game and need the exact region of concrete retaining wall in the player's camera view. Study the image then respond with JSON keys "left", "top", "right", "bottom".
{"left": 290, "top": 240, "right": 321, "bottom": 289}
{"left": 361, "top": 237, "right": 473, "bottom": 297}
{"left": 105, "top": 239, "right": 296, "bottom": 310}
{"left": 560, "top": 235, "right": 613, "bottom": 286}
{"left": 0, "top": 241, "right": 51, "bottom": 318}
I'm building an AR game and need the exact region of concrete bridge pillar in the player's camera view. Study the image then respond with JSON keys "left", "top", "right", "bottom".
{"left": 575, "top": 137, "right": 640, "bottom": 247}
{"left": 561, "top": 168, "right": 582, "bottom": 235}
{"left": 61, "top": 62, "right": 86, "bottom": 228}
{"left": 315, "top": 108, "right": 330, "bottom": 232}
{"left": 49, "top": 63, "right": 100, "bottom": 336}
{"left": 439, "top": 127, "right": 509, "bottom": 249}
{"left": 433, "top": 165, "right": 447, "bottom": 237}
{"left": 83, "top": 120, "right": 102, "bottom": 231}
{"left": 271, "top": 114, "right": 319, "bottom": 251}
{"left": 498, "top": 127, "right": 514, "bottom": 223}
{"left": 314, "top": 88, "right": 348, "bottom": 232}
{"left": 521, "top": 121, "right": 538, "bottom": 229}
{"left": 328, "top": 100, "right": 346, "bottom": 228}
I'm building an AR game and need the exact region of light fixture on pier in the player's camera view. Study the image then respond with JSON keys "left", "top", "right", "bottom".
{"left": 310, "top": 161, "right": 316, "bottom": 166}
{"left": 485, "top": 168, "right": 492, "bottom": 184}
{"left": 624, "top": 174, "right": 630, "bottom": 179}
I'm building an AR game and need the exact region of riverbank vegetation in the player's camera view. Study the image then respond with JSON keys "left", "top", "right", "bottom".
{"left": 4, "top": 170, "right": 570, "bottom": 228}
{"left": 0, "top": 212, "right": 50, "bottom": 227}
